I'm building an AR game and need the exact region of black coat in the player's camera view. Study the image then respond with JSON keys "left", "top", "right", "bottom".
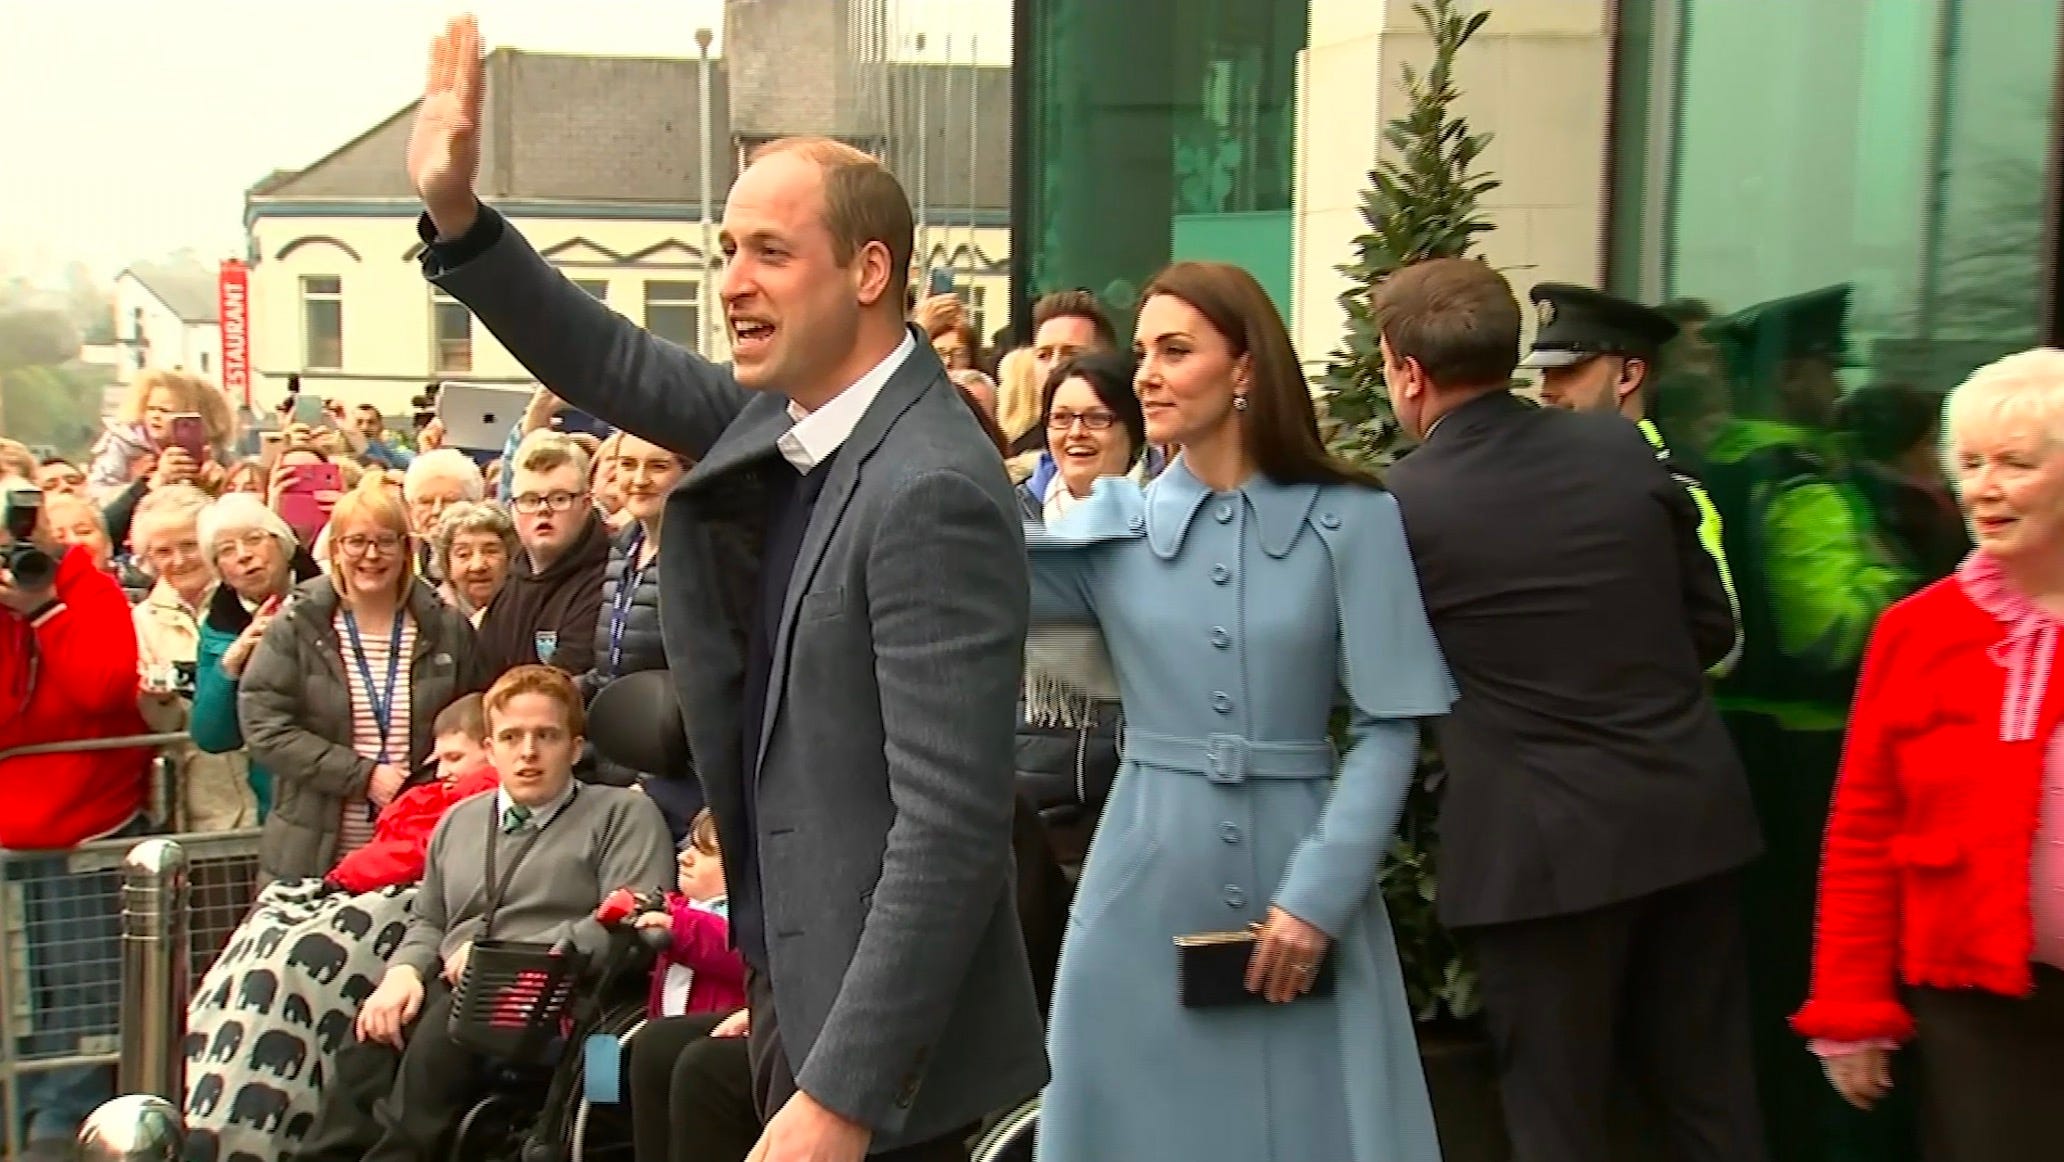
{"left": 474, "top": 507, "right": 612, "bottom": 678}
{"left": 1385, "top": 390, "right": 1762, "bottom": 927}
{"left": 1011, "top": 482, "right": 1121, "bottom": 872}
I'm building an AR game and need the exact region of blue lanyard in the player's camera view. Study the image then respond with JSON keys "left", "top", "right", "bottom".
{"left": 606, "top": 526, "right": 647, "bottom": 677}
{"left": 342, "top": 610, "right": 405, "bottom": 766}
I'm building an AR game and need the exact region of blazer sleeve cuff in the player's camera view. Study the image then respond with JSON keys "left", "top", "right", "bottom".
{"left": 416, "top": 203, "right": 505, "bottom": 276}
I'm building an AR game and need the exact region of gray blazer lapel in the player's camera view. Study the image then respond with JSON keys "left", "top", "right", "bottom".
{"left": 755, "top": 345, "right": 940, "bottom": 769}
{"left": 681, "top": 393, "right": 792, "bottom": 493}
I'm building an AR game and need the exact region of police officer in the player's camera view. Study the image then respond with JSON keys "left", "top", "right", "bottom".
{"left": 1522, "top": 283, "right": 1740, "bottom": 673}
{"left": 1699, "top": 285, "right": 1917, "bottom": 1162}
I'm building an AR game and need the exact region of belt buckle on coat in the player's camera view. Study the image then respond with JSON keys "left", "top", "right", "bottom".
{"left": 1205, "top": 734, "right": 1247, "bottom": 784}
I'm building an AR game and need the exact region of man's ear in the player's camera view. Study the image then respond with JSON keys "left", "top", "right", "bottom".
{"left": 853, "top": 240, "right": 896, "bottom": 308}
{"left": 1400, "top": 355, "right": 1429, "bottom": 399}
{"left": 1617, "top": 356, "right": 1649, "bottom": 406}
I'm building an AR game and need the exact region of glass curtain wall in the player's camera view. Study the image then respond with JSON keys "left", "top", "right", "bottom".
{"left": 1012, "top": 0, "right": 1304, "bottom": 339}
{"left": 1611, "top": 4, "right": 2064, "bottom": 1161}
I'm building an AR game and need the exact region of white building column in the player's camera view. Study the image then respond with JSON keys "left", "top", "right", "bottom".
{"left": 1292, "top": 0, "right": 1618, "bottom": 368}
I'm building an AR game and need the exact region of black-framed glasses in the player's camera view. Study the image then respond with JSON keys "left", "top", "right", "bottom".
{"left": 337, "top": 533, "right": 405, "bottom": 558}
{"left": 1047, "top": 409, "right": 1119, "bottom": 431}
{"left": 511, "top": 490, "right": 585, "bottom": 515}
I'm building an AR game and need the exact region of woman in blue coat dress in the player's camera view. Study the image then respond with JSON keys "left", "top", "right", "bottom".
{"left": 1028, "top": 261, "right": 1456, "bottom": 1162}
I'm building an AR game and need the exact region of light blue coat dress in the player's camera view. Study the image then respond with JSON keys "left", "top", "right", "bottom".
{"left": 1029, "top": 461, "right": 1456, "bottom": 1162}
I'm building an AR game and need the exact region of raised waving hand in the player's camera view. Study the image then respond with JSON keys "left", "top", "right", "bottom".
{"left": 407, "top": 14, "right": 486, "bottom": 239}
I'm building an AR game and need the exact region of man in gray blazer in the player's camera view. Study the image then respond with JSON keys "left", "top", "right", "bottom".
{"left": 402, "top": 18, "right": 1044, "bottom": 1162}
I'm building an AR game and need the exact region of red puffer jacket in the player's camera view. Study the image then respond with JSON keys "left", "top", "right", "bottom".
{"left": 328, "top": 763, "right": 500, "bottom": 893}
{"left": 1792, "top": 562, "right": 2061, "bottom": 1044}
{"left": 0, "top": 546, "right": 151, "bottom": 849}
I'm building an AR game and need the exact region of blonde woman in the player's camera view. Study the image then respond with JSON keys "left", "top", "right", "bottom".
{"left": 239, "top": 487, "right": 486, "bottom": 881}
{"left": 998, "top": 347, "right": 1045, "bottom": 480}
{"left": 88, "top": 369, "right": 238, "bottom": 502}
{"left": 131, "top": 484, "right": 259, "bottom": 831}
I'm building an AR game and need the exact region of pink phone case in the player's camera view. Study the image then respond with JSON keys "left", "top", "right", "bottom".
{"left": 277, "top": 464, "right": 343, "bottom": 538}
{"left": 169, "top": 414, "right": 207, "bottom": 461}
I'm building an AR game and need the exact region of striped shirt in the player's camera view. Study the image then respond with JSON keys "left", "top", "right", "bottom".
{"left": 335, "top": 610, "right": 417, "bottom": 859}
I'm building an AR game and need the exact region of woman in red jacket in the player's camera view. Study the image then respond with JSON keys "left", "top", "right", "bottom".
{"left": 1795, "top": 348, "right": 2064, "bottom": 1160}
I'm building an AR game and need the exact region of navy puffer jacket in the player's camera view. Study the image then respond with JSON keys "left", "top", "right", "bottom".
{"left": 578, "top": 525, "right": 688, "bottom": 809}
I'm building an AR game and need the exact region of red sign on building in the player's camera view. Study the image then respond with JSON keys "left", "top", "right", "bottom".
{"left": 218, "top": 259, "right": 252, "bottom": 408}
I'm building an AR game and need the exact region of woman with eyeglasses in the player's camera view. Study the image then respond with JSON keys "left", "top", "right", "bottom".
{"left": 189, "top": 493, "right": 323, "bottom": 821}
{"left": 240, "top": 487, "right": 487, "bottom": 882}
{"left": 1015, "top": 352, "right": 1148, "bottom": 882}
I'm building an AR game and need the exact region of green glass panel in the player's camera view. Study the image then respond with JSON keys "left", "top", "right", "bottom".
{"left": 1017, "top": 0, "right": 1304, "bottom": 338}
{"left": 1613, "top": 5, "right": 2063, "bottom": 1161}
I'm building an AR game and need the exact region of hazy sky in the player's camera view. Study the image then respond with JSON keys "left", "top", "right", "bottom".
{"left": 0, "top": 0, "right": 1009, "bottom": 284}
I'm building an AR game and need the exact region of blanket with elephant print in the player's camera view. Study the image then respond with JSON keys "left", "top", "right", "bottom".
{"left": 181, "top": 879, "right": 417, "bottom": 1162}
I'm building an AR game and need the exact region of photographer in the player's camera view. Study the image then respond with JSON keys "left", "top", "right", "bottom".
{"left": 0, "top": 474, "right": 154, "bottom": 1158}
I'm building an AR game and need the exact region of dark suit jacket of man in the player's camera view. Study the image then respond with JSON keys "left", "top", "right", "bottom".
{"left": 1385, "top": 390, "right": 1763, "bottom": 929}
{"left": 421, "top": 207, "right": 1047, "bottom": 1148}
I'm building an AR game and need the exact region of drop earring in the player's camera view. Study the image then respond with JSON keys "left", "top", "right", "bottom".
{"left": 1233, "top": 394, "right": 1250, "bottom": 412}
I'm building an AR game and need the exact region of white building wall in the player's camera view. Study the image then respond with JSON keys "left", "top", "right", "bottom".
{"left": 112, "top": 273, "right": 222, "bottom": 383}
{"left": 1292, "top": 0, "right": 1616, "bottom": 367}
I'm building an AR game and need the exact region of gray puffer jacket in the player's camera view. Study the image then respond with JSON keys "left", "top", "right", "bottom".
{"left": 239, "top": 577, "right": 488, "bottom": 881}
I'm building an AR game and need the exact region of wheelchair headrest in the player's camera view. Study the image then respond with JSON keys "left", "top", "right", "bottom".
{"left": 585, "top": 670, "right": 693, "bottom": 777}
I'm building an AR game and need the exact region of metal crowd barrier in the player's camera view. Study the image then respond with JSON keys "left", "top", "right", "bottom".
{"left": 0, "top": 733, "right": 262, "bottom": 1159}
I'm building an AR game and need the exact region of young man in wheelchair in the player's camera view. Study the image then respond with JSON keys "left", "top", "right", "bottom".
{"left": 291, "top": 665, "right": 674, "bottom": 1162}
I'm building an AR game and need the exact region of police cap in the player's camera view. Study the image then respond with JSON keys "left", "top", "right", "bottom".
{"left": 1519, "top": 283, "right": 1680, "bottom": 370}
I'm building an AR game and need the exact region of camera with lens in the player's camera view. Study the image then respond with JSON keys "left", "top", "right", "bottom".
{"left": 2, "top": 487, "right": 57, "bottom": 593}
{"left": 412, "top": 381, "right": 443, "bottom": 430}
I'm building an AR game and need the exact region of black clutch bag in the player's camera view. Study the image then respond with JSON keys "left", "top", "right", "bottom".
{"left": 1175, "top": 927, "right": 1335, "bottom": 1008}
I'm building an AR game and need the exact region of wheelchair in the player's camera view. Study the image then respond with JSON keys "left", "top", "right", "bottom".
{"left": 567, "top": 674, "right": 1103, "bottom": 1162}
{"left": 443, "top": 889, "right": 670, "bottom": 1162}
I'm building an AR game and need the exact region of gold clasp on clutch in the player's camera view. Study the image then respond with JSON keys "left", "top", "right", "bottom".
{"left": 1173, "top": 924, "right": 1262, "bottom": 948}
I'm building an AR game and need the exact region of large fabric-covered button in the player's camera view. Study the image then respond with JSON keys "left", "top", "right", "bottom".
{"left": 1209, "top": 627, "right": 1231, "bottom": 649}
{"left": 1211, "top": 692, "right": 1234, "bottom": 713}
{"left": 1223, "top": 885, "right": 1246, "bottom": 907}
{"left": 1214, "top": 502, "right": 1234, "bottom": 523}
{"left": 1319, "top": 511, "right": 1341, "bottom": 529}
{"left": 1219, "top": 822, "right": 1242, "bottom": 844}
{"left": 1210, "top": 564, "right": 1231, "bottom": 585}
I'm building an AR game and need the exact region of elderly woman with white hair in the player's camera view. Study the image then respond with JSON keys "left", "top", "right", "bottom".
{"left": 429, "top": 500, "right": 516, "bottom": 624}
{"left": 129, "top": 484, "right": 258, "bottom": 831}
{"left": 190, "top": 493, "right": 322, "bottom": 820}
{"left": 403, "top": 448, "right": 486, "bottom": 577}
{"left": 1795, "top": 348, "right": 2064, "bottom": 1159}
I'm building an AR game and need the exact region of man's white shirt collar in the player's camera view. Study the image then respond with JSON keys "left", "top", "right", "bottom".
{"left": 777, "top": 330, "right": 917, "bottom": 473}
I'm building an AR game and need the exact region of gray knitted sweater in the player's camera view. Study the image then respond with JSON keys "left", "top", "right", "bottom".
{"left": 390, "top": 781, "right": 674, "bottom": 979}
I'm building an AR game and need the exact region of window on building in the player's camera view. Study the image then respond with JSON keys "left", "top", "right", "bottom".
{"left": 301, "top": 276, "right": 344, "bottom": 370}
{"left": 644, "top": 281, "right": 701, "bottom": 349}
{"left": 432, "top": 289, "right": 472, "bottom": 373}
{"left": 953, "top": 280, "right": 989, "bottom": 342}
{"left": 573, "top": 279, "right": 610, "bottom": 301}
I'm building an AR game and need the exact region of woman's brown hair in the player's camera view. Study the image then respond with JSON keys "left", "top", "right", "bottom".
{"left": 1140, "top": 261, "right": 1382, "bottom": 489}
